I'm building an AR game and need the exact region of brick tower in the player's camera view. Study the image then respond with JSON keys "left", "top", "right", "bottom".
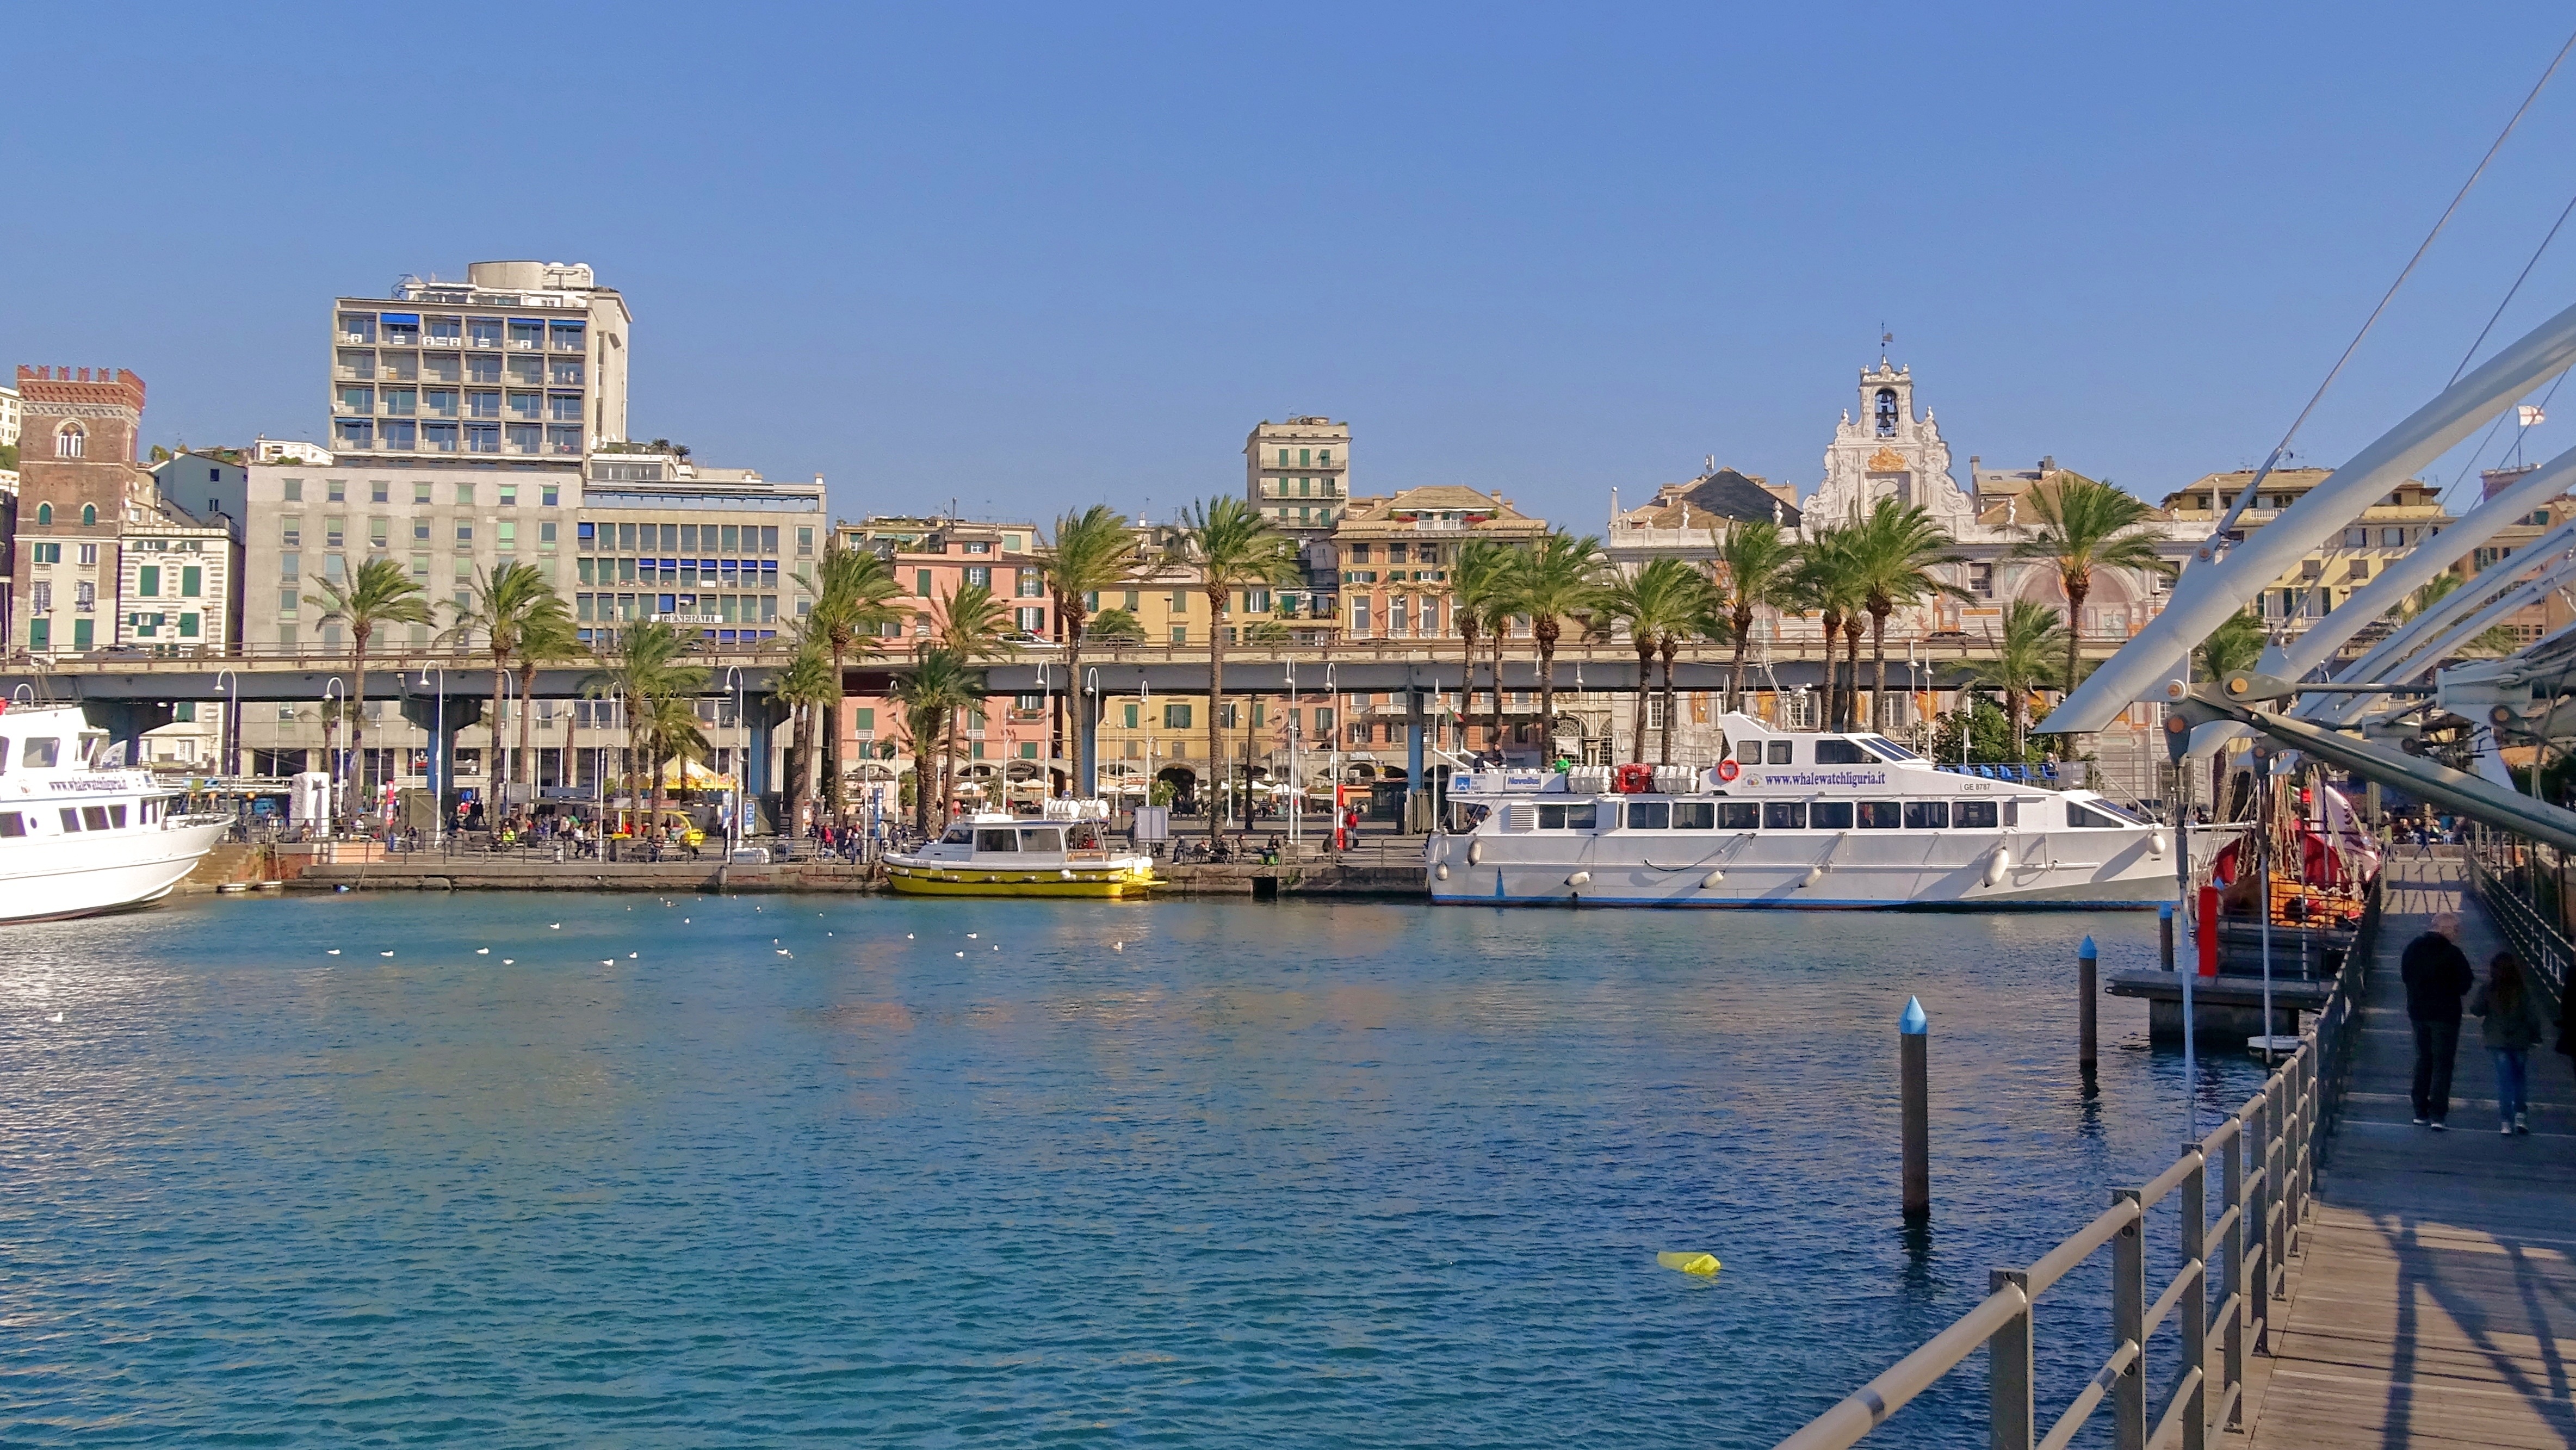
{"left": 13, "top": 365, "right": 149, "bottom": 655}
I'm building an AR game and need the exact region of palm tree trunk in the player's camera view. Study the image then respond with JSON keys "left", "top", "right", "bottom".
{"left": 1843, "top": 620, "right": 1865, "bottom": 732}
{"left": 1535, "top": 618, "right": 1559, "bottom": 761}
{"left": 349, "top": 628, "right": 370, "bottom": 825}
{"left": 1491, "top": 622, "right": 1507, "bottom": 755}
{"left": 2064, "top": 579, "right": 2089, "bottom": 703}
{"left": 791, "top": 701, "right": 815, "bottom": 832}
{"left": 1870, "top": 608, "right": 1891, "bottom": 736}
{"left": 913, "top": 727, "right": 934, "bottom": 837}
{"left": 1628, "top": 641, "right": 1651, "bottom": 764}
{"left": 1065, "top": 626, "right": 1088, "bottom": 794}
{"left": 826, "top": 648, "right": 849, "bottom": 821}
{"left": 1817, "top": 610, "right": 1840, "bottom": 732}
{"left": 1658, "top": 639, "right": 1679, "bottom": 766}
{"left": 1727, "top": 606, "right": 1751, "bottom": 715}
{"left": 1206, "top": 593, "right": 1225, "bottom": 840}
{"left": 517, "top": 662, "right": 538, "bottom": 791}
{"left": 491, "top": 663, "right": 509, "bottom": 818}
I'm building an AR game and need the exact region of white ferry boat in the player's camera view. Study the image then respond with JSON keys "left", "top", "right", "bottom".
{"left": 884, "top": 801, "right": 1159, "bottom": 898}
{"left": 0, "top": 704, "right": 232, "bottom": 921}
{"left": 1429, "top": 712, "right": 2176, "bottom": 909}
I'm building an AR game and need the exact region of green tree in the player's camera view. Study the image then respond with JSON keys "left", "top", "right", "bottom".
{"left": 1787, "top": 528, "right": 1864, "bottom": 731}
{"left": 636, "top": 692, "right": 711, "bottom": 827}
{"left": 305, "top": 556, "right": 434, "bottom": 815}
{"left": 581, "top": 619, "right": 709, "bottom": 833}
{"left": 2009, "top": 474, "right": 2175, "bottom": 702}
{"left": 1454, "top": 538, "right": 1521, "bottom": 754}
{"left": 1039, "top": 505, "right": 1140, "bottom": 794}
{"left": 890, "top": 647, "right": 980, "bottom": 836}
{"left": 1178, "top": 497, "right": 1298, "bottom": 835}
{"left": 1709, "top": 518, "right": 1800, "bottom": 716}
{"left": 444, "top": 562, "right": 566, "bottom": 799}
{"left": 800, "top": 543, "right": 906, "bottom": 821}
{"left": 1597, "top": 557, "right": 1713, "bottom": 764}
{"left": 1085, "top": 607, "right": 1146, "bottom": 642}
{"left": 2195, "top": 608, "right": 2265, "bottom": 684}
{"left": 1849, "top": 497, "right": 1967, "bottom": 734}
{"left": 1966, "top": 599, "right": 2070, "bottom": 759}
{"left": 510, "top": 597, "right": 578, "bottom": 797}
{"left": 1509, "top": 531, "right": 1608, "bottom": 760}
{"left": 771, "top": 630, "right": 840, "bottom": 832}
{"left": 1927, "top": 694, "right": 2022, "bottom": 765}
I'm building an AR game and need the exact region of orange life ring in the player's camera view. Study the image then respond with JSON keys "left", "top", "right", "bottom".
{"left": 1717, "top": 758, "right": 1741, "bottom": 783}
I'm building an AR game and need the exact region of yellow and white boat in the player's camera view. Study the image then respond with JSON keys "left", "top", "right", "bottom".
{"left": 884, "top": 809, "right": 1160, "bottom": 898}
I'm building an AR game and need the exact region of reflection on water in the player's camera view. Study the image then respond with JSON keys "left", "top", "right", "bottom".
{"left": 0, "top": 894, "right": 2263, "bottom": 1447}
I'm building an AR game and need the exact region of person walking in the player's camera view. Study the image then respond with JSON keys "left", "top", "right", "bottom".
{"left": 2401, "top": 910, "right": 2475, "bottom": 1129}
{"left": 2469, "top": 950, "right": 2547, "bottom": 1135}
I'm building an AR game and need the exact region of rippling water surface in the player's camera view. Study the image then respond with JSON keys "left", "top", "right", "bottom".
{"left": 0, "top": 893, "right": 2266, "bottom": 1446}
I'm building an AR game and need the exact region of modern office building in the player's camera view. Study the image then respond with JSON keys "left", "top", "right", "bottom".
{"left": 575, "top": 447, "right": 825, "bottom": 647}
{"left": 1244, "top": 416, "right": 1349, "bottom": 534}
{"left": 329, "top": 261, "right": 630, "bottom": 463}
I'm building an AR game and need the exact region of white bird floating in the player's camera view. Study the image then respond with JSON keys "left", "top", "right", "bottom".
{"left": 628, "top": 952, "right": 639, "bottom": 959}
{"left": 955, "top": 951, "right": 966, "bottom": 957}
{"left": 906, "top": 933, "right": 915, "bottom": 940}
{"left": 776, "top": 949, "right": 792, "bottom": 956}
{"left": 968, "top": 933, "right": 979, "bottom": 939}
{"left": 326, "top": 949, "right": 341, "bottom": 956}
{"left": 47, "top": 1012, "right": 65, "bottom": 1023}
{"left": 549, "top": 924, "right": 561, "bottom": 930}
{"left": 476, "top": 948, "right": 490, "bottom": 955}
{"left": 1113, "top": 941, "right": 1124, "bottom": 951}
{"left": 502, "top": 959, "right": 515, "bottom": 965}
{"left": 380, "top": 951, "right": 394, "bottom": 957}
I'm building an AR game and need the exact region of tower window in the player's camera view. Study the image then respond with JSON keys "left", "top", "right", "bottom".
{"left": 81, "top": 505, "right": 97, "bottom": 526}
{"left": 1874, "top": 388, "right": 1898, "bottom": 438}
{"left": 54, "top": 424, "right": 85, "bottom": 458}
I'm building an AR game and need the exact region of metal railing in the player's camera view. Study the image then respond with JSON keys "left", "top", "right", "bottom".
{"left": 1777, "top": 877, "right": 2378, "bottom": 1450}
{"left": 2467, "top": 844, "right": 2570, "bottom": 1013}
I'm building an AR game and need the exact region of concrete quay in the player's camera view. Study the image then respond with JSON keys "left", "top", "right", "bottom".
{"left": 255, "top": 856, "right": 1428, "bottom": 898}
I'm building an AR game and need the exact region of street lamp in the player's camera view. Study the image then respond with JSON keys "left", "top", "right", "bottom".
{"left": 321, "top": 677, "right": 346, "bottom": 837}
{"left": 418, "top": 666, "right": 444, "bottom": 848}
{"left": 723, "top": 665, "right": 744, "bottom": 858}
{"left": 214, "top": 667, "right": 239, "bottom": 779}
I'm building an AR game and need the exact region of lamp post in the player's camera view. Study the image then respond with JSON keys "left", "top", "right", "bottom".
{"left": 213, "top": 667, "right": 239, "bottom": 779}
{"left": 321, "top": 677, "right": 346, "bottom": 837}
{"left": 418, "top": 666, "right": 444, "bottom": 848}
{"left": 723, "top": 666, "right": 744, "bottom": 858}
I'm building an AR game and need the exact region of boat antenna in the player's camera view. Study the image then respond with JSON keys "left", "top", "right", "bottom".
{"left": 2205, "top": 25, "right": 2576, "bottom": 572}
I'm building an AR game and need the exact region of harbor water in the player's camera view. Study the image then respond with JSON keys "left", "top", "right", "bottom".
{"left": 1, "top": 894, "right": 2266, "bottom": 1446}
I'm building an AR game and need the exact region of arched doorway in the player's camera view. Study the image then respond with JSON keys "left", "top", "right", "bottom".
{"left": 1155, "top": 765, "right": 1197, "bottom": 813}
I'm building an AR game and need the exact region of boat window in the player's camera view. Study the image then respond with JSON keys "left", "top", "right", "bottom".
{"left": 1857, "top": 801, "right": 1902, "bottom": 829}
{"left": 1624, "top": 800, "right": 1670, "bottom": 829}
{"left": 23, "top": 740, "right": 59, "bottom": 769}
{"left": 1763, "top": 802, "right": 1805, "bottom": 830}
{"left": 1811, "top": 801, "right": 1854, "bottom": 829}
{"left": 2067, "top": 802, "right": 2127, "bottom": 828}
{"left": 974, "top": 828, "right": 1020, "bottom": 852}
{"left": 1864, "top": 736, "right": 1921, "bottom": 760}
{"left": 1766, "top": 740, "right": 1793, "bottom": 764}
{"left": 1671, "top": 801, "right": 1714, "bottom": 829}
{"left": 107, "top": 804, "right": 127, "bottom": 828}
{"left": 58, "top": 809, "right": 81, "bottom": 833}
{"left": 1718, "top": 802, "right": 1761, "bottom": 830}
{"left": 0, "top": 813, "right": 21, "bottom": 837}
{"left": 941, "top": 826, "right": 973, "bottom": 845}
{"left": 1814, "top": 739, "right": 1871, "bottom": 765}
{"left": 1019, "top": 827, "right": 1063, "bottom": 852}
{"left": 1954, "top": 800, "right": 2000, "bottom": 829}
{"left": 1904, "top": 801, "right": 1949, "bottom": 829}
{"left": 1534, "top": 803, "right": 1599, "bottom": 831}
{"left": 2073, "top": 797, "right": 2141, "bottom": 825}
{"left": 82, "top": 807, "right": 110, "bottom": 832}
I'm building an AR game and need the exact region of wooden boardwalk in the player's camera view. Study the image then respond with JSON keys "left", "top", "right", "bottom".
{"left": 2249, "top": 853, "right": 2576, "bottom": 1449}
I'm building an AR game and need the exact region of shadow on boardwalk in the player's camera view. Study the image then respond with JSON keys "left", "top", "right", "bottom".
{"left": 2250, "top": 853, "right": 2576, "bottom": 1449}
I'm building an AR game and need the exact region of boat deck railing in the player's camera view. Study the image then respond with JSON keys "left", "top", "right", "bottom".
{"left": 1931, "top": 762, "right": 2069, "bottom": 788}
{"left": 1775, "top": 875, "right": 2380, "bottom": 1450}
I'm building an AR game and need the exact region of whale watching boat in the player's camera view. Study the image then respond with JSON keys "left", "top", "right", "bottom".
{"left": 0, "top": 703, "right": 232, "bottom": 921}
{"left": 884, "top": 800, "right": 1159, "bottom": 898}
{"left": 1429, "top": 712, "right": 2177, "bottom": 909}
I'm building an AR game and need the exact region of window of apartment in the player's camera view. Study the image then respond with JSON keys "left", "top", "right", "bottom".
{"left": 424, "top": 350, "right": 461, "bottom": 382}
{"left": 456, "top": 523, "right": 474, "bottom": 548}
{"left": 281, "top": 479, "right": 302, "bottom": 502}
{"left": 325, "top": 518, "right": 345, "bottom": 549}
{"left": 30, "top": 543, "right": 59, "bottom": 565}
{"left": 338, "top": 386, "right": 373, "bottom": 415}
{"left": 964, "top": 566, "right": 990, "bottom": 588}
{"left": 181, "top": 567, "right": 201, "bottom": 597}
{"left": 508, "top": 320, "right": 544, "bottom": 351}
{"left": 467, "top": 354, "right": 501, "bottom": 383}
{"left": 542, "top": 486, "right": 560, "bottom": 508}
{"left": 77, "top": 543, "right": 97, "bottom": 567}
{"left": 1163, "top": 704, "right": 1192, "bottom": 730}
{"left": 540, "top": 522, "right": 557, "bottom": 550}
{"left": 550, "top": 359, "right": 584, "bottom": 386}
{"left": 466, "top": 390, "right": 500, "bottom": 419}
{"left": 137, "top": 566, "right": 159, "bottom": 598}
{"left": 465, "top": 425, "right": 500, "bottom": 454}
{"left": 280, "top": 552, "right": 300, "bottom": 580}
{"left": 280, "top": 517, "right": 301, "bottom": 547}
{"left": 326, "top": 479, "right": 345, "bottom": 502}
{"left": 507, "top": 392, "right": 542, "bottom": 421}
{"left": 369, "top": 519, "right": 389, "bottom": 549}
{"left": 797, "top": 528, "right": 814, "bottom": 555}
{"left": 382, "top": 388, "right": 417, "bottom": 416}
{"left": 497, "top": 521, "right": 516, "bottom": 550}
{"left": 2300, "top": 558, "right": 2323, "bottom": 580}
{"left": 1969, "top": 563, "right": 1993, "bottom": 598}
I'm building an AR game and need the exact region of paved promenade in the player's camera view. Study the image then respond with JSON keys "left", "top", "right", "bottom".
{"left": 2250, "top": 854, "right": 2576, "bottom": 1448}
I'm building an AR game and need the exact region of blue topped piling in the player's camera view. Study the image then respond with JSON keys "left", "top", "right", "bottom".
{"left": 1900, "top": 996, "right": 1929, "bottom": 1218}
{"left": 2078, "top": 936, "right": 2100, "bottom": 1082}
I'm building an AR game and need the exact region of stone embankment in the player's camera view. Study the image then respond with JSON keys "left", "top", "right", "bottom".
{"left": 278, "top": 858, "right": 1425, "bottom": 897}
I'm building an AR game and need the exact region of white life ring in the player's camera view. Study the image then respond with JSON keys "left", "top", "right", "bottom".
{"left": 1717, "top": 758, "right": 1741, "bottom": 783}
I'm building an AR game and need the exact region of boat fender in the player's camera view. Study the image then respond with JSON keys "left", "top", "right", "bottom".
{"left": 1435, "top": 864, "right": 1450, "bottom": 881}
{"left": 1801, "top": 866, "right": 1824, "bottom": 888}
{"left": 2148, "top": 830, "right": 2169, "bottom": 857}
{"left": 1701, "top": 869, "right": 1724, "bottom": 888}
{"left": 1565, "top": 870, "right": 1592, "bottom": 887}
{"left": 1984, "top": 847, "right": 2009, "bottom": 887}
{"left": 1466, "top": 841, "right": 1483, "bottom": 866}
{"left": 1061, "top": 869, "right": 1076, "bottom": 879}
{"left": 1657, "top": 1250, "right": 1720, "bottom": 1277}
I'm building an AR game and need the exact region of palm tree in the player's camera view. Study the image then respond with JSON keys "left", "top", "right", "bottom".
{"left": 1454, "top": 539, "right": 1519, "bottom": 757}
{"left": 581, "top": 619, "right": 708, "bottom": 835}
{"left": 1788, "top": 528, "right": 1863, "bottom": 732}
{"left": 1597, "top": 558, "right": 1709, "bottom": 764}
{"left": 1178, "top": 497, "right": 1299, "bottom": 837}
{"left": 1086, "top": 608, "right": 1146, "bottom": 642}
{"left": 800, "top": 543, "right": 906, "bottom": 821}
{"left": 443, "top": 562, "right": 564, "bottom": 803}
{"left": 889, "top": 647, "right": 980, "bottom": 836}
{"left": 1040, "top": 505, "right": 1140, "bottom": 794}
{"left": 1848, "top": 498, "right": 1967, "bottom": 734}
{"left": 772, "top": 631, "right": 839, "bottom": 831}
{"left": 1659, "top": 586, "right": 1728, "bottom": 765}
{"left": 2193, "top": 608, "right": 2265, "bottom": 806}
{"left": 511, "top": 597, "right": 578, "bottom": 796}
{"left": 1510, "top": 531, "right": 1607, "bottom": 761}
{"left": 1710, "top": 518, "right": 1799, "bottom": 715}
{"left": 305, "top": 557, "right": 433, "bottom": 815}
{"left": 1967, "top": 599, "right": 2070, "bottom": 759}
{"left": 636, "top": 692, "right": 710, "bottom": 828}
{"left": 2009, "top": 474, "right": 2175, "bottom": 704}
{"left": 927, "top": 581, "right": 1014, "bottom": 815}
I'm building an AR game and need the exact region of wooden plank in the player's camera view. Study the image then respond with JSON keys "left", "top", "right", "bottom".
{"left": 2247, "top": 853, "right": 2576, "bottom": 1449}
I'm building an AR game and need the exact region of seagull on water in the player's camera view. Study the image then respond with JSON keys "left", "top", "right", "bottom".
{"left": 502, "top": 959, "right": 515, "bottom": 965}
{"left": 549, "top": 924, "right": 561, "bottom": 930}
{"left": 380, "top": 951, "right": 394, "bottom": 957}
{"left": 776, "top": 949, "right": 792, "bottom": 957}
{"left": 47, "top": 1012, "right": 65, "bottom": 1024}
{"left": 326, "top": 949, "right": 342, "bottom": 956}
{"left": 476, "top": 948, "right": 490, "bottom": 955}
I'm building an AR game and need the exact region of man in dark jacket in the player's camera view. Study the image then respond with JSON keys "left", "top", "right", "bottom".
{"left": 2401, "top": 911, "right": 2475, "bottom": 1129}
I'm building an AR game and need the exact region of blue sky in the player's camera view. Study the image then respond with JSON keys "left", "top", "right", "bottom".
{"left": 10, "top": 3, "right": 2576, "bottom": 530}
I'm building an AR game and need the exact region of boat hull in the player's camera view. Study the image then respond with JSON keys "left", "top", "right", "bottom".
{"left": 1427, "top": 831, "right": 2179, "bottom": 910}
{"left": 0, "top": 819, "right": 231, "bottom": 922}
{"left": 883, "top": 859, "right": 1159, "bottom": 898}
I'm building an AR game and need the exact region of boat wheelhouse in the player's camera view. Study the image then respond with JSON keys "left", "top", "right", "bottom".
{"left": 1429, "top": 712, "right": 2177, "bottom": 909}
{"left": 883, "top": 802, "right": 1160, "bottom": 898}
{"left": 0, "top": 704, "right": 232, "bottom": 921}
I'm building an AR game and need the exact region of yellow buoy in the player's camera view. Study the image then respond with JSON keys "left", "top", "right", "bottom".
{"left": 1657, "top": 1250, "right": 1720, "bottom": 1277}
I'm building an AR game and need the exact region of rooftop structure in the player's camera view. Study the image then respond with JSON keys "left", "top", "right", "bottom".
{"left": 330, "top": 261, "right": 631, "bottom": 463}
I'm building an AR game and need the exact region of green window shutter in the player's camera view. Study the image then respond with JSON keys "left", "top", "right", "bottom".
{"left": 138, "top": 566, "right": 159, "bottom": 597}
{"left": 917, "top": 570, "right": 932, "bottom": 596}
{"left": 29, "top": 620, "right": 48, "bottom": 650}
{"left": 179, "top": 613, "right": 201, "bottom": 638}
{"left": 175, "top": 701, "right": 196, "bottom": 722}
{"left": 182, "top": 566, "right": 202, "bottom": 596}
{"left": 72, "top": 619, "right": 93, "bottom": 650}
{"left": 854, "top": 708, "right": 875, "bottom": 730}
{"left": 1123, "top": 704, "right": 1138, "bottom": 728}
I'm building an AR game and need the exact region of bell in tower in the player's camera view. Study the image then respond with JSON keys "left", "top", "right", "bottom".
{"left": 1875, "top": 388, "right": 1899, "bottom": 438}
